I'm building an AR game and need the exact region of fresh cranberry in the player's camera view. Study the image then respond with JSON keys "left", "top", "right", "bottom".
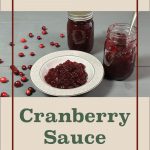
{"left": 9, "top": 42, "right": 15, "bottom": 46}
{"left": 0, "top": 59, "right": 4, "bottom": 64}
{"left": 26, "top": 89, "right": 32, "bottom": 96}
{"left": 28, "top": 87, "right": 35, "bottom": 93}
{"left": 20, "top": 38, "right": 27, "bottom": 43}
{"left": 18, "top": 52, "right": 25, "bottom": 57}
{"left": 14, "top": 80, "right": 22, "bottom": 88}
{"left": 30, "top": 52, "right": 35, "bottom": 56}
{"left": 24, "top": 45, "right": 28, "bottom": 49}
{"left": 1, "top": 92, "right": 8, "bottom": 97}
{"left": 37, "top": 36, "right": 42, "bottom": 40}
{"left": 21, "top": 76, "right": 28, "bottom": 82}
{"left": 50, "top": 41, "right": 55, "bottom": 46}
{"left": 0, "top": 77, "right": 8, "bottom": 83}
{"left": 60, "top": 33, "right": 65, "bottom": 38}
{"left": 29, "top": 33, "right": 34, "bottom": 38}
{"left": 42, "top": 26, "right": 47, "bottom": 30}
{"left": 55, "top": 42, "right": 60, "bottom": 47}
{"left": 39, "top": 44, "right": 45, "bottom": 48}
{"left": 42, "top": 30, "right": 48, "bottom": 35}
{"left": 19, "top": 72, "right": 25, "bottom": 77}
{"left": 10, "top": 65, "right": 20, "bottom": 75}
{"left": 22, "top": 65, "right": 27, "bottom": 70}
{"left": 28, "top": 65, "right": 32, "bottom": 70}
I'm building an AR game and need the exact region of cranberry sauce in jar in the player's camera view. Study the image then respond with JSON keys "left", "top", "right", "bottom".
{"left": 67, "top": 11, "right": 94, "bottom": 53}
{"left": 103, "top": 23, "right": 136, "bottom": 80}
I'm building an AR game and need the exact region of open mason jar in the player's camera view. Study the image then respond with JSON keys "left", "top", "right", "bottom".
{"left": 67, "top": 11, "right": 94, "bottom": 53}
{"left": 103, "top": 23, "right": 136, "bottom": 80}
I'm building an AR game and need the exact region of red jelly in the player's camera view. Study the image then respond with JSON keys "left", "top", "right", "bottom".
{"left": 103, "top": 23, "right": 136, "bottom": 80}
{"left": 67, "top": 11, "right": 94, "bottom": 53}
{"left": 44, "top": 60, "right": 88, "bottom": 89}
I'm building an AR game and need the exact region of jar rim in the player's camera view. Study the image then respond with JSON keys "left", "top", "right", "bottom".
{"left": 68, "top": 11, "right": 93, "bottom": 21}
{"left": 107, "top": 23, "right": 136, "bottom": 41}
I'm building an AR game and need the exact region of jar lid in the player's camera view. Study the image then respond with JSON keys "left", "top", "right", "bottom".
{"left": 68, "top": 11, "right": 93, "bottom": 21}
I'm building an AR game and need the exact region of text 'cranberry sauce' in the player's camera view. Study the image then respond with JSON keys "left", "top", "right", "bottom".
{"left": 44, "top": 60, "right": 88, "bottom": 89}
{"left": 67, "top": 11, "right": 94, "bottom": 53}
{"left": 103, "top": 23, "right": 136, "bottom": 80}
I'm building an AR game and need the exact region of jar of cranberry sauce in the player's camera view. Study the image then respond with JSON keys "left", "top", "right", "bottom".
{"left": 103, "top": 23, "right": 136, "bottom": 80}
{"left": 67, "top": 11, "right": 94, "bottom": 53}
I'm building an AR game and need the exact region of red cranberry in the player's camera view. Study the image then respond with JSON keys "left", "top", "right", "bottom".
{"left": 30, "top": 52, "right": 35, "bottom": 56}
{"left": 20, "top": 38, "right": 27, "bottom": 43}
{"left": 37, "top": 36, "right": 42, "bottom": 40}
{"left": 28, "top": 87, "right": 35, "bottom": 93}
{"left": 28, "top": 65, "right": 32, "bottom": 70}
{"left": 50, "top": 41, "right": 55, "bottom": 46}
{"left": 55, "top": 42, "right": 60, "bottom": 47}
{"left": 26, "top": 89, "right": 32, "bottom": 96}
{"left": 24, "top": 45, "right": 28, "bottom": 49}
{"left": 0, "top": 77, "right": 8, "bottom": 83}
{"left": 21, "top": 76, "right": 28, "bottom": 82}
{"left": 18, "top": 52, "right": 25, "bottom": 57}
{"left": 10, "top": 65, "right": 20, "bottom": 75}
{"left": 42, "top": 26, "right": 47, "bottom": 30}
{"left": 42, "top": 30, "right": 48, "bottom": 35}
{"left": 14, "top": 70, "right": 19, "bottom": 75}
{"left": 9, "top": 42, "right": 15, "bottom": 46}
{"left": 14, "top": 80, "right": 22, "bottom": 88}
{"left": 39, "top": 44, "right": 45, "bottom": 48}
{"left": 29, "top": 33, "right": 34, "bottom": 38}
{"left": 19, "top": 72, "right": 25, "bottom": 77}
{"left": 22, "top": 65, "right": 27, "bottom": 70}
{"left": 0, "top": 59, "right": 4, "bottom": 64}
{"left": 60, "top": 33, "right": 65, "bottom": 38}
{"left": 1, "top": 92, "right": 8, "bottom": 97}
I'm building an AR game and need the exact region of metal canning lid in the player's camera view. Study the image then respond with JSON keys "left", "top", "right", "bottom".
{"left": 68, "top": 11, "right": 93, "bottom": 21}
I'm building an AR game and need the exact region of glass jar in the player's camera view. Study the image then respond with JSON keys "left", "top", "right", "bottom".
{"left": 67, "top": 11, "right": 94, "bottom": 53}
{"left": 103, "top": 23, "right": 136, "bottom": 80}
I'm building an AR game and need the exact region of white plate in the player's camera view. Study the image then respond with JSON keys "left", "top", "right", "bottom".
{"left": 30, "top": 50, "right": 104, "bottom": 96}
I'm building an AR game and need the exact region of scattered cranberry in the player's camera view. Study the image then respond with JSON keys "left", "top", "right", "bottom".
{"left": 0, "top": 59, "right": 4, "bottom": 64}
{"left": 39, "top": 44, "right": 45, "bottom": 48}
{"left": 10, "top": 65, "right": 20, "bottom": 75}
{"left": 29, "top": 33, "right": 34, "bottom": 38}
{"left": 28, "top": 65, "right": 32, "bottom": 70}
{"left": 50, "top": 41, "right": 55, "bottom": 46}
{"left": 37, "top": 36, "right": 42, "bottom": 40}
{"left": 26, "top": 89, "right": 32, "bottom": 96}
{"left": 14, "top": 80, "right": 22, "bottom": 88}
{"left": 30, "top": 52, "right": 35, "bottom": 56}
{"left": 19, "top": 72, "right": 25, "bottom": 77}
{"left": 9, "top": 42, "right": 15, "bottom": 46}
{"left": 0, "top": 77, "right": 8, "bottom": 83}
{"left": 55, "top": 42, "right": 60, "bottom": 47}
{"left": 24, "top": 45, "right": 28, "bottom": 49}
{"left": 1, "top": 92, "right": 8, "bottom": 97}
{"left": 20, "top": 38, "right": 27, "bottom": 43}
{"left": 42, "top": 26, "right": 47, "bottom": 30}
{"left": 18, "top": 52, "right": 25, "bottom": 57}
{"left": 28, "top": 87, "right": 36, "bottom": 93}
{"left": 22, "top": 65, "right": 27, "bottom": 70}
{"left": 21, "top": 76, "right": 28, "bottom": 82}
{"left": 60, "top": 33, "right": 65, "bottom": 38}
{"left": 42, "top": 30, "right": 48, "bottom": 35}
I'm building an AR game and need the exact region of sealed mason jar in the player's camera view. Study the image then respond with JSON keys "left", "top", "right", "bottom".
{"left": 67, "top": 11, "right": 94, "bottom": 53}
{"left": 103, "top": 23, "right": 136, "bottom": 80}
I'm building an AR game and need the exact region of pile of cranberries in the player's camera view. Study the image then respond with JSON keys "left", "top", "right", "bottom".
{"left": 45, "top": 60, "right": 88, "bottom": 89}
